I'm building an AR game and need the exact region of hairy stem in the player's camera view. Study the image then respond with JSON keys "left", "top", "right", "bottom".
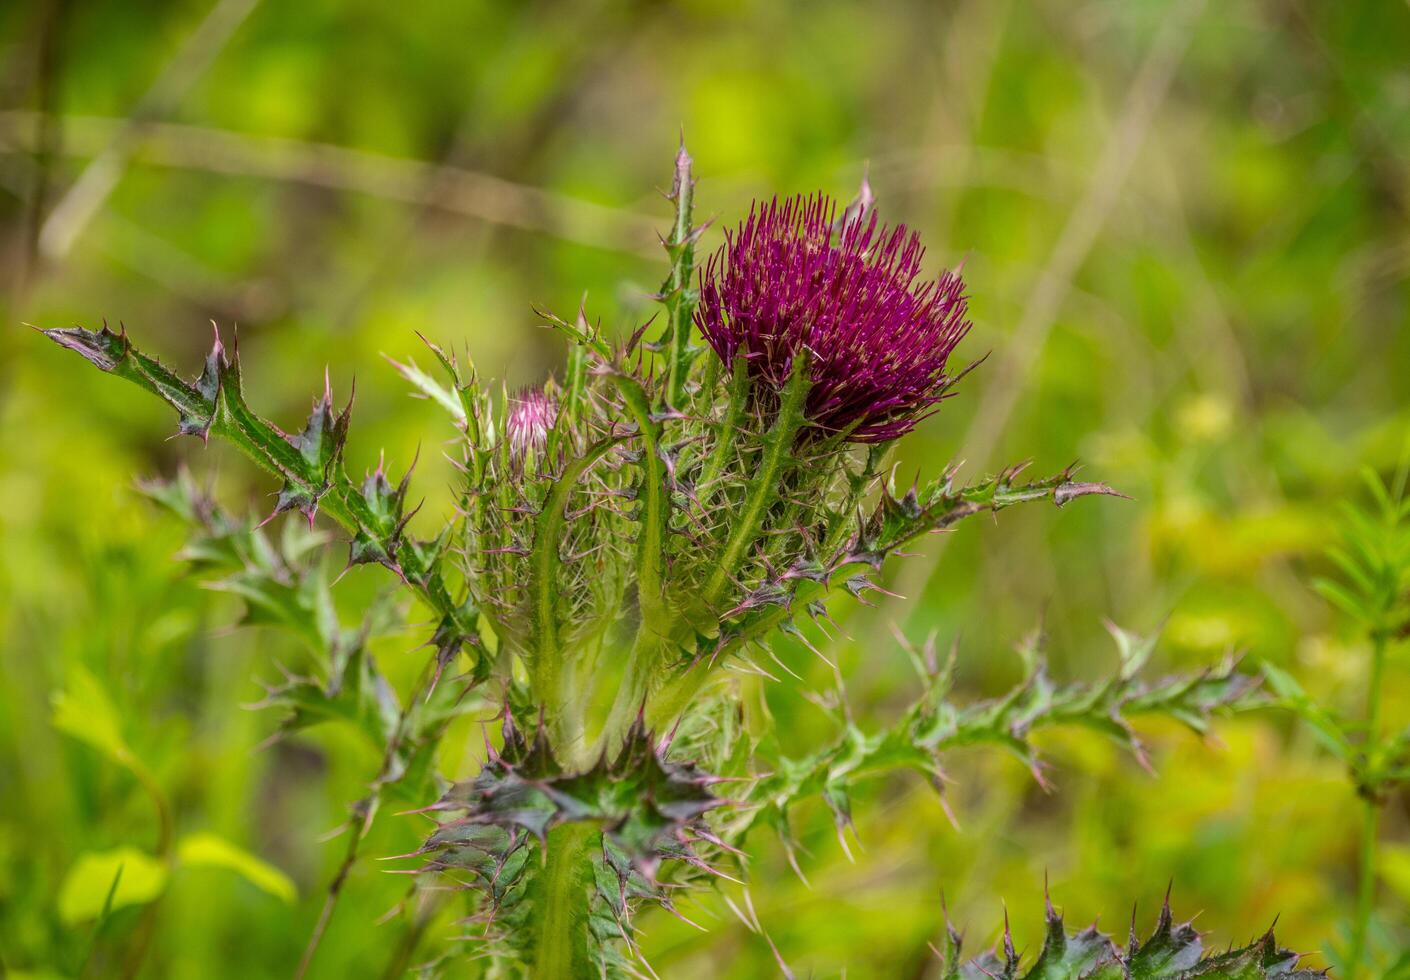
{"left": 595, "top": 628, "right": 668, "bottom": 757}
{"left": 696, "top": 360, "right": 749, "bottom": 507}
{"left": 662, "top": 144, "right": 697, "bottom": 410}
{"left": 529, "top": 438, "right": 616, "bottom": 752}
{"left": 611, "top": 373, "right": 669, "bottom": 635}
{"left": 529, "top": 823, "right": 598, "bottom": 980}
{"left": 703, "top": 365, "right": 810, "bottom": 606}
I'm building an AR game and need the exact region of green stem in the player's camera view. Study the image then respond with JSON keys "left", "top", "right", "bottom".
{"left": 645, "top": 660, "right": 710, "bottom": 734}
{"left": 296, "top": 662, "right": 440, "bottom": 979}
{"left": 696, "top": 358, "right": 749, "bottom": 505}
{"left": 611, "top": 373, "right": 669, "bottom": 634}
{"left": 596, "top": 628, "right": 668, "bottom": 755}
{"left": 1366, "top": 634, "right": 1387, "bottom": 749}
{"left": 648, "top": 468, "right": 1088, "bottom": 732}
{"left": 820, "top": 445, "right": 886, "bottom": 561}
{"left": 662, "top": 144, "right": 697, "bottom": 411}
{"left": 1350, "top": 801, "right": 1381, "bottom": 979}
{"left": 703, "top": 366, "right": 810, "bottom": 606}
{"left": 629, "top": 369, "right": 810, "bottom": 741}
{"left": 530, "top": 823, "right": 599, "bottom": 979}
{"left": 529, "top": 438, "right": 616, "bottom": 753}
{"left": 1348, "top": 632, "right": 1388, "bottom": 980}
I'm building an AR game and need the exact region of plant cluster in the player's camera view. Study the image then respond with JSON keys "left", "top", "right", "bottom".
{"left": 1265, "top": 463, "right": 1410, "bottom": 977}
{"left": 44, "top": 146, "right": 1303, "bottom": 978}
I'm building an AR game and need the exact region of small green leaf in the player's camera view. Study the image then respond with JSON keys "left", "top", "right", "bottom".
{"left": 1312, "top": 577, "right": 1368, "bottom": 624}
{"left": 177, "top": 833, "right": 296, "bottom": 904}
{"left": 384, "top": 353, "right": 467, "bottom": 422}
{"left": 51, "top": 666, "right": 137, "bottom": 772}
{"left": 1261, "top": 661, "right": 1352, "bottom": 760}
{"left": 58, "top": 847, "right": 168, "bottom": 924}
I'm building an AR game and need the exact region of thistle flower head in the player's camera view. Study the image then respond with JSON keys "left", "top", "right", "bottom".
{"left": 696, "top": 193, "right": 971, "bottom": 442}
{"left": 505, "top": 387, "right": 556, "bottom": 466}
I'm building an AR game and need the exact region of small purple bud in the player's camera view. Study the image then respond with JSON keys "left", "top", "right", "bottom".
{"left": 696, "top": 193, "right": 971, "bottom": 443}
{"left": 505, "top": 387, "right": 556, "bottom": 467}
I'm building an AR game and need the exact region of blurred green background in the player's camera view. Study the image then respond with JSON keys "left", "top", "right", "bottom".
{"left": 2, "top": 0, "right": 1409, "bottom": 976}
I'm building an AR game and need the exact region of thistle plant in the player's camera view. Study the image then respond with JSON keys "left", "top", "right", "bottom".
{"left": 43, "top": 145, "right": 1311, "bottom": 978}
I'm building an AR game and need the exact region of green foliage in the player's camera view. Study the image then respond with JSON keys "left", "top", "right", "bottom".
{"left": 1263, "top": 463, "right": 1410, "bottom": 975}
{"left": 52, "top": 665, "right": 142, "bottom": 774}
{"left": 58, "top": 848, "right": 166, "bottom": 926}
{"left": 1313, "top": 467, "right": 1410, "bottom": 644}
{"left": 150, "top": 470, "right": 487, "bottom": 809}
{"left": 57, "top": 835, "right": 297, "bottom": 927}
{"left": 175, "top": 833, "right": 297, "bottom": 905}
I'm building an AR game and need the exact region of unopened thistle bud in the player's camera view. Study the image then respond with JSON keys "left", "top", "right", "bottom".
{"left": 505, "top": 387, "right": 556, "bottom": 468}
{"left": 696, "top": 193, "right": 971, "bottom": 443}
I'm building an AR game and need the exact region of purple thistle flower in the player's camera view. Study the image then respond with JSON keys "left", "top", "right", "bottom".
{"left": 696, "top": 193, "right": 971, "bottom": 443}
{"left": 505, "top": 388, "right": 556, "bottom": 466}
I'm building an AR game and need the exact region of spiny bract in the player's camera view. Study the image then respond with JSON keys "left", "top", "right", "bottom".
{"left": 935, "top": 892, "right": 1324, "bottom": 979}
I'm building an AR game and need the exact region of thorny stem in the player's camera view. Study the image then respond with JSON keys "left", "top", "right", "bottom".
{"left": 703, "top": 364, "right": 811, "bottom": 606}
{"left": 662, "top": 142, "right": 697, "bottom": 411}
{"left": 1348, "top": 630, "right": 1388, "bottom": 980}
{"left": 644, "top": 469, "right": 1085, "bottom": 730}
{"left": 645, "top": 443, "right": 879, "bottom": 732}
{"left": 645, "top": 579, "right": 821, "bottom": 732}
{"left": 602, "top": 368, "right": 811, "bottom": 752}
{"left": 696, "top": 359, "right": 750, "bottom": 506}
{"left": 529, "top": 437, "right": 617, "bottom": 752}
{"left": 42, "top": 324, "right": 476, "bottom": 644}
{"left": 589, "top": 146, "right": 700, "bottom": 759}
{"left": 610, "top": 373, "right": 669, "bottom": 635}
{"left": 821, "top": 444, "right": 886, "bottom": 559}
{"left": 595, "top": 628, "right": 668, "bottom": 761}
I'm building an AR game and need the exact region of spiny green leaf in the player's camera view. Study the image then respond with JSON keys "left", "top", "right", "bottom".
{"left": 1260, "top": 662, "right": 1352, "bottom": 761}
{"left": 252, "top": 640, "right": 400, "bottom": 750}
{"left": 936, "top": 892, "right": 1324, "bottom": 979}
{"left": 741, "top": 625, "right": 1260, "bottom": 848}
{"left": 44, "top": 324, "right": 480, "bottom": 669}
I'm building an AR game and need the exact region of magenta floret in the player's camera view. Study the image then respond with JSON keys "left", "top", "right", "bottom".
{"left": 696, "top": 193, "right": 971, "bottom": 442}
